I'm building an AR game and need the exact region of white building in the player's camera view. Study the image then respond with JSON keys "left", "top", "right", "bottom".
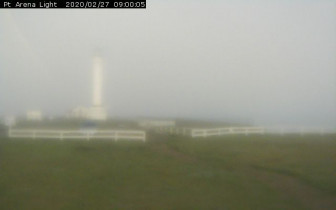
{"left": 26, "top": 111, "right": 43, "bottom": 121}
{"left": 138, "top": 119, "right": 175, "bottom": 128}
{"left": 67, "top": 107, "right": 89, "bottom": 119}
{"left": 4, "top": 116, "right": 16, "bottom": 127}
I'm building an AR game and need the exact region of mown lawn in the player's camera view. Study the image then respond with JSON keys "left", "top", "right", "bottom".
{"left": 0, "top": 135, "right": 335, "bottom": 210}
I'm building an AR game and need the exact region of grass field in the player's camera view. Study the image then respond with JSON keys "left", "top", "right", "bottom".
{"left": 0, "top": 134, "right": 335, "bottom": 210}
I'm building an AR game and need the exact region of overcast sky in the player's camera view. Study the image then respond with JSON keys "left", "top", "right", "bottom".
{"left": 0, "top": 1, "right": 335, "bottom": 126}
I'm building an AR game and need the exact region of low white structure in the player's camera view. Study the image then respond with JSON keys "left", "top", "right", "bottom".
{"left": 138, "top": 119, "right": 175, "bottom": 128}
{"left": 3, "top": 116, "right": 16, "bottom": 127}
{"left": 26, "top": 111, "right": 43, "bottom": 121}
{"left": 68, "top": 107, "right": 89, "bottom": 119}
{"left": 88, "top": 106, "right": 107, "bottom": 121}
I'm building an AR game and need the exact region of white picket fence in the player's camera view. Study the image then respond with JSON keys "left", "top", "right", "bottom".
{"left": 190, "top": 127, "right": 265, "bottom": 137}
{"left": 155, "top": 126, "right": 264, "bottom": 137}
{"left": 8, "top": 129, "right": 146, "bottom": 141}
{"left": 265, "top": 127, "right": 336, "bottom": 136}
{"left": 8, "top": 127, "right": 335, "bottom": 141}
{"left": 156, "top": 127, "right": 191, "bottom": 136}
{"left": 156, "top": 126, "right": 336, "bottom": 138}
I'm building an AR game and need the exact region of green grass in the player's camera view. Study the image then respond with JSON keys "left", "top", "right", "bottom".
{"left": 0, "top": 135, "right": 335, "bottom": 210}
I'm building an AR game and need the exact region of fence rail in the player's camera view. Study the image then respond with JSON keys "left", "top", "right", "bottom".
{"left": 7, "top": 127, "right": 336, "bottom": 140}
{"left": 190, "top": 127, "right": 265, "bottom": 137}
{"left": 264, "top": 127, "right": 336, "bottom": 135}
{"left": 8, "top": 129, "right": 146, "bottom": 141}
{"left": 155, "top": 126, "right": 336, "bottom": 138}
{"left": 155, "top": 127, "right": 191, "bottom": 136}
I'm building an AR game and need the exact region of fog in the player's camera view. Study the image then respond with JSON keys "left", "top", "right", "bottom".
{"left": 1, "top": 1, "right": 335, "bottom": 127}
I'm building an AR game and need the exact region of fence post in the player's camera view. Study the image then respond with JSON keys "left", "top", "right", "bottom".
{"left": 33, "top": 130, "right": 36, "bottom": 139}
{"left": 60, "top": 132, "right": 63, "bottom": 140}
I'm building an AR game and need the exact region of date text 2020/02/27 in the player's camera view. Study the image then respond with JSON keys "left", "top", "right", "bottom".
{"left": 65, "top": 1, "right": 145, "bottom": 8}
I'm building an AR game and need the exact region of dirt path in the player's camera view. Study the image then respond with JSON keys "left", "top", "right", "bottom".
{"left": 249, "top": 167, "right": 336, "bottom": 210}
{"left": 148, "top": 137, "right": 197, "bottom": 163}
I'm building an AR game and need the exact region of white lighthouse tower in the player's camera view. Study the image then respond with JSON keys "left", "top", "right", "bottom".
{"left": 88, "top": 55, "right": 107, "bottom": 120}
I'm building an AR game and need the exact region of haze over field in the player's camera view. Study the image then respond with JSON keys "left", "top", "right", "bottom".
{"left": 0, "top": 1, "right": 335, "bottom": 127}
